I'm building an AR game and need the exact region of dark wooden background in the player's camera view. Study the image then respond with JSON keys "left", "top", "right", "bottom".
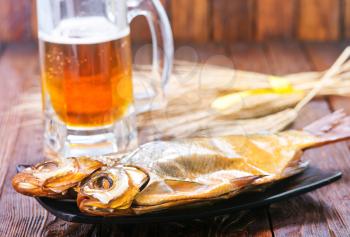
{"left": 4, "top": 0, "right": 350, "bottom": 43}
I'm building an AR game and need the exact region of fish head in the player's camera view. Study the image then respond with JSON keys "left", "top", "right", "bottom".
{"left": 12, "top": 157, "right": 103, "bottom": 197}
{"left": 77, "top": 165, "right": 149, "bottom": 216}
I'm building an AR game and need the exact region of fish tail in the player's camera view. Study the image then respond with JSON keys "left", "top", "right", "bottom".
{"left": 303, "top": 110, "right": 350, "bottom": 145}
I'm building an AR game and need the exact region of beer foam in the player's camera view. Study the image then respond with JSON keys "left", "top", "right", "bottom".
{"left": 39, "top": 17, "right": 130, "bottom": 44}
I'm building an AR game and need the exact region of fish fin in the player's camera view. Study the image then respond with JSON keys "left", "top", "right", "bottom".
{"left": 303, "top": 110, "right": 350, "bottom": 144}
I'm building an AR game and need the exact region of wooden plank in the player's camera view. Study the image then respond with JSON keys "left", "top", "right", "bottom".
{"left": 345, "top": 0, "right": 350, "bottom": 39}
{"left": 304, "top": 42, "right": 344, "bottom": 71}
{"left": 6, "top": 0, "right": 350, "bottom": 43}
{"left": 265, "top": 41, "right": 310, "bottom": 74}
{"left": 0, "top": 115, "right": 52, "bottom": 237}
{"left": 0, "top": 43, "right": 57, "bottom": 236}
{"left": 170, "top": 0, "right": 210, "bottom": 43}
{"left": 309, "top": 44, "right": 350, "bottom": 236}
{"left": 31, "top": 0, "right": 37, "bottom": 39}
{"left": 0, "top": 44, "right": 37, "bottom": 112}
{"left": 0, "top": 43, "right": 94, "bottom": 237}
{"left": 256, "top": 0, "right": 296, "bottom": 41}
{"left": 15, "top": 0, "right": 350, "bottom": 43}
{"left": 269, "top": 101, "right": 350, "bottom": 237}
{"left": 230, "top": 43, "right": 270, "bottom": 73}
{"left": 175, "top": 43, "right": 226, "bottom": 63}
{"left": 298, "top": 0, "right": 340, "bottom": 41}
{"left": 266, "top": 42, "right": 350, "bottom": 236}
{"left": 130, "top": 17, "right": 152, "bottom": 43}
{"left": 212, "top": 0, "right": 254, "bottom": 42}
{"left": 231, "top": 42, "right": 341, "bottom": 236}
{"left": 130, "top": 0, "right": 169, "bottom": 43}
{"left": 303, "top": 43, "right": 350, "bottom": 113}
{"left": 0, "top": 0, "right": 32, "bottom": 41}
{"left": 132, "top": 41, "right": 223, "bottom": 68}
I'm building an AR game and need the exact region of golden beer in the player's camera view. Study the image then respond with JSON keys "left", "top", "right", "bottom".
{"left": 39, "top": 24, "right": 133, "bottom": 127}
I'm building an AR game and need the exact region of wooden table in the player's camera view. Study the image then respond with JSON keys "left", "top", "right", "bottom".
{"left": 1, "top": 41, "right": 350, "bottom": 236}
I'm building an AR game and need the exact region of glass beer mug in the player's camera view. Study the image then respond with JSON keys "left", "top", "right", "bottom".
{"left": 36, "top": 0, "right": 173, "bottom": 158}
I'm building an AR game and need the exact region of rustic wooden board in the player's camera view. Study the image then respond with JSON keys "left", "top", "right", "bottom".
{"left": 130, "top": 0, "right": 169, "bottom": 43}
{"left": 0, "top": 44, "right": 39, "bottom": 190}
{"left": 0, "top": 43, "right": 54, "bottom": 237}
{"left": 0, "top": 0, "right": 32, "bottom": 42}
{"left": 170, "top": 0, "right": 210, "bottom": 43}
{"left": 31, "top": 0, "right": 37, "bottom": 39}
{"left": 304, "top": 42, "right": 350, "bottom": 141}
{"left": 265, "top": 41, "right": 310, "bottom": 75}
{"left": 184, "top": 44, "right": 226, "bottom": 63}
{"left": 7, "top": 0, "right": 350, "bottom": 42}
{"left": 303, "top": 42, "right": 349, "bottom": 113}
{"left": 256, "top": 0, "right": 296, "bottom": 41}
{"left": 212, "top": 0, "right": 254, "bottom": 42}
{"left": 229, "top": 43, "right": 270, "bottom": 73}
{"left": 130, "top": 17, "right": 152, "bottom": 43}
{"left": 306, "top": 44, "right": 350, "bottom": 236}
{"left": 344, "top": 0, "right": 350, "bottom": 39}
{"left": 298, "top": 0, "right": 340, "bottom": 41}
{"left": 229, "top": 42, "right": 344, "bottom": 237}
{"left": 304, "top": 42, "right": 344, "bottom": 72}
{"left": 266, "top": 41, "right": 350, "bottom": 236}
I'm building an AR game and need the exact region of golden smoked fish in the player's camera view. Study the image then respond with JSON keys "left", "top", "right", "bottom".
{"left": 13, "top": 111, "right": 350, "bottom": 215}
{"left": 77, "top": 111, "right": 350, "bottom": 215}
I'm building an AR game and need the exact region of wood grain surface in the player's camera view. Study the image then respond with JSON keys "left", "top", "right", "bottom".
{"left": 256, "top": 0, "right": 296, "bottom": 41}
{"left": 171, "top": 0, "right": 210, "bottom": 43}
{"left": 264, "top": 41, "right": 350, "bottom": 236}
{"left": 230, "top": 43, "right": 270, "bottom": 73}
{"left": 0, "top": 44, "right": 53, "bottom": 237}
{"left": 3, "top": 0, "right": 350, "bottom": 43}
{"left": 344, "top": 0, "right": 350, "bottom": 39}
{"left": 212, "top": 0, "right": 254, "bottom": 42}
{"left": 1, "top": 41, "right": 350, "bottom": 236}
{"left": 298, "top": 0, "right": 340, "bottom": 41}
{"left": 0, "top": 0, "right": 32, "bottom": 42}
{"left": 130, "top": 0, "right": 169, "bottom": 43}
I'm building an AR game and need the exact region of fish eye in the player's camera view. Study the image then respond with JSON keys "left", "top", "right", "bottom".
{"left": 92, "top": 175, "right": 113, "bottom": 190}
{"left": 34, "top": 161, "right": 58, "bottom": 171}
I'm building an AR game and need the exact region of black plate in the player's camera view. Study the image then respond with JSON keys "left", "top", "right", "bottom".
{"left": 16, "top": 165, "right": 341, "bottom": 224}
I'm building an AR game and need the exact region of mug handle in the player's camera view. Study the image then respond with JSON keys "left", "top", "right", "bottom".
{"left": 127, "top": 0, "right": 174, "bottom": 93}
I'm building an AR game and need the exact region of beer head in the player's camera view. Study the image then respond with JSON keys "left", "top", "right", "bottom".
{"left": 37, "top": 0, "right": 129, "bottom": 41}
{"left": 39, "top": 16, "right": 130, "bottom": 45}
